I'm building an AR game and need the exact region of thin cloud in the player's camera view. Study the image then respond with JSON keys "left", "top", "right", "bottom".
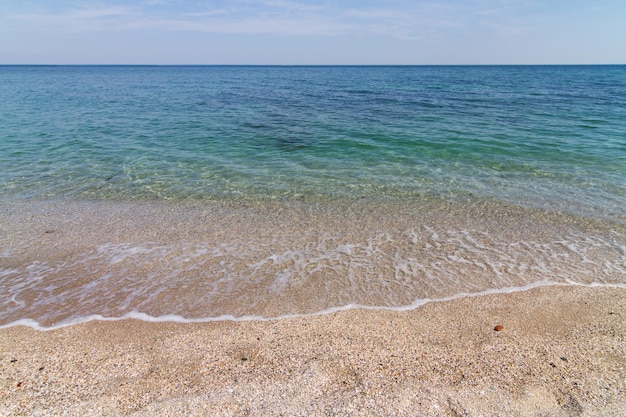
{"left": 5, "top": 5, "right": 137, "bottom": 31}
{"left": 0, "top": 0, "right": 554, "bottom": 39}
{"left": 181, "top": 9, "right": 236, "bottom": 18}
{"left": 3, "top": 2, "right": 343, "bottom": 35}
{"left": 258, "top": 0, "right": 325, "bottom": 13}
{"left": 132, "top": 16, "right": 345, "bottom": 36}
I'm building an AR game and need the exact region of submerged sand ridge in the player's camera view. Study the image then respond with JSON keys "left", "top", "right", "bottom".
{"left": 1, "top": 198, "right": 625, "bottom": 327}
{"left": 1, "top": 286, "right": 625, "bottom": 416}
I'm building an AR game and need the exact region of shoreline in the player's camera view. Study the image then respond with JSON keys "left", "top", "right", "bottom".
{"left": 2, "top": 285, "right": 625, "bottom": 416}
{"left": 3, "top": 198, "right": 625, "bottom": 327}
{"left": 0, "top": 281, "right": 621, "bottom": 331}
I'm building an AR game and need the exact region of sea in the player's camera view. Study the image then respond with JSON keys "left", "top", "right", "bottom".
{"left": 1, "top": 65, "right": 625, "bottom": 329}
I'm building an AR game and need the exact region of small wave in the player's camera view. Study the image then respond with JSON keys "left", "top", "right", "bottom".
{"left": 2, "top": 197, "right": 625, "bottom": 330}
{"left": 3, "top": 281, "right": 625, "bottom": 331}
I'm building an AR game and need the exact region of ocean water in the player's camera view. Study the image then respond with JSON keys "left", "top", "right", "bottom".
{"left": 1, "top": 65, "right": 625, "bottom": 328}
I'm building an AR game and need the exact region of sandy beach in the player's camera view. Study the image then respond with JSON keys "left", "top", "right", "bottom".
{"left": 1, "top": 285, "right": 624, "bottom": 416}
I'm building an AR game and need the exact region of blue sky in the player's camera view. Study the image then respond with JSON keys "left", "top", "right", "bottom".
{"left": 1, "top": 0, "right": 625, "bottom": 64}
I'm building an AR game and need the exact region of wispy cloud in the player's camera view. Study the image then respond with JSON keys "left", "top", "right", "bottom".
{"left": 3, "top": 1, "right": 341, "bottom": 35}
{"left": 181, "top": 9, "right": 235, "bottom": 19}
{"left": 4, "top": 5, "right": 138, "bottom": 31}
{"left": 0, "top": 0, "right": 547, "bottom": 39}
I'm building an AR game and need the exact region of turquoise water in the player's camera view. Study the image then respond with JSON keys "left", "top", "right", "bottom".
{"left": 1, "top": 65, "right": 625, "bottom": 220}
{"left": 1, "top": 66, "right": 625, "bottom": 328}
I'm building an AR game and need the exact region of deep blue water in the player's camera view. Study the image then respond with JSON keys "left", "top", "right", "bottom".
{"left": 1, "top": 65, "right": 625, "bottom": 221}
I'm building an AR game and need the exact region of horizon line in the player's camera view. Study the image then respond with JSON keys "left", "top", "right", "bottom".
{"left": 1, "top": 63, "right": 625, "bottom": 67}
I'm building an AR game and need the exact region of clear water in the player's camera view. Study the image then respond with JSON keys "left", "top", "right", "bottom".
{"left": 1, "top": 65, "right": 625, "bottom": 328}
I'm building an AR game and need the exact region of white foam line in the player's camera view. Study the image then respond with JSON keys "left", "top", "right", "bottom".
{"left": 2, "top": 281, "right": 625, "bottom": 331}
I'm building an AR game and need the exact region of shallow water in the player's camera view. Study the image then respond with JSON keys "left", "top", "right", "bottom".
{"left": 1, "top": 66, "right": 625, "bottom": 328}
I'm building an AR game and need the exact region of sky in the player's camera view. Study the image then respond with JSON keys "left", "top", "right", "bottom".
{"left": 1, "top": 0, "right": 625, "bottom": 65}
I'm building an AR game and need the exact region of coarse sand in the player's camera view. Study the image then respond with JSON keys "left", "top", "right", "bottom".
{"left": 1, "top": 285, "right": 625, "bottom": 416}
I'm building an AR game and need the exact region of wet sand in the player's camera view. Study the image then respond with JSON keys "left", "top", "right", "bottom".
{"left": 2, "top": 285, "right": 625, "bottom": 416}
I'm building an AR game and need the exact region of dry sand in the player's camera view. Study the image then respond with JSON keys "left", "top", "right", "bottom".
{"left": 1, "top": 285, "right": 625, "bottom": 416}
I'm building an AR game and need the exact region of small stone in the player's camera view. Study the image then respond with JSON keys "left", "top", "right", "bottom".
{"left": 493, "top": 325, "right": 504, "bottom": 331}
